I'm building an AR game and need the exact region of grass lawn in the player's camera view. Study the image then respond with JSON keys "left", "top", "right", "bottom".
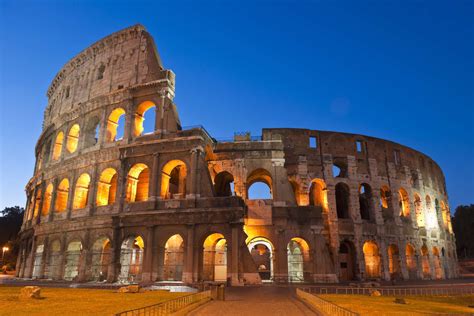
{"left": 319, "top": 294, "right": 474, "bottom": 315}
{"left": 0, "top": 286, "right": 186, "bottom": 315}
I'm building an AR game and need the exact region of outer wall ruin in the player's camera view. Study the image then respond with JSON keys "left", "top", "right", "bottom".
{"left": 18, "top": 25, "right": 458, "bottom": 285}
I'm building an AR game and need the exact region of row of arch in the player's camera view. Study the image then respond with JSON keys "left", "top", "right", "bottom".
{"left": 39, "top": 101, "right": 159, "bottom": 168}
{"left": 29, "top": 233, "right": 311, "bottom": 283}
{"left": 342, "top": 240, "right": 447, "bottom": 281}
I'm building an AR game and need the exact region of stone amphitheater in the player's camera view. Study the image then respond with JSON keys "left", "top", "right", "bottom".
{"left": 17, "top": 25, "right": 458, "bottom": 285}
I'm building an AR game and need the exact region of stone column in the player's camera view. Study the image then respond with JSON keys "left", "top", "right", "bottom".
{"left": 98, "top": 108, "right": 108, "bottom": 146}
{"left": 25, "top": 237, "right": 36, "bottom": 278}
{"left": 187, "top": 147, "right": 203, "bottom": 199}
{"left": 398, "top": 240, "right": 409, "bottom": 280}
{"left": 117, "top": 161, "right": 128, "bottom": 213}
{"left": 149, "top": 153, "right": 160, "bottom": 202}
{"left": 49, "top": 178, "right": 59, "bottom": 222}
{"left": 379, "top": 240, "right": 390, "bottom": 281}
{"left": 88, "top": 166, "right": 99, "bottom": 215}
{"left": 141, "top": 226, "right": 155, "bottom": 282}
{"left": 156, "top": 90, "right": 166, "bottom": 132}
{"left": 107, "top": 224, "right": 121, "bottom": 283}
{"left": 58, "top": 233, "right": 68, "bottom": 280}
{"left": 230, "top": 224, "right": 240, "bottom": 285}
{"left": 183, "top": 225, "right": 195, "bottom": 283}
{"left": 78, "top": 230, "right": 90, "bottom": 282}
{"left": 273, "top": 228, "right": 287, "bottom": 283}
{"left": 39, "top": 237, "right": 49, "bottom": 279}
{"left": 66, "top": 172, "right": 77, "bottom": 219}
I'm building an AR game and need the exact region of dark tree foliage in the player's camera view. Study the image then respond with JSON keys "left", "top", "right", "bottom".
{"left": 452, "top": 204, "right": 474, "bottom": 259}
{"left": 0, "top": 206, "right": 24, "bottom": 268}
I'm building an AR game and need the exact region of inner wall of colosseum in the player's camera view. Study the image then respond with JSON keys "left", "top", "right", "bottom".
{"left": 18, "top": 24, "right": 458, "bottom": 285}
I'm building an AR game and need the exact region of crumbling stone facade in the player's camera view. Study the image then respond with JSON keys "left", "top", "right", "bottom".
{"left": 18, "top": 25, "right": 458, "bottom": 285}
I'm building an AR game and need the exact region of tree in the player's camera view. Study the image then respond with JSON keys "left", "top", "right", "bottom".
{"left": 452, "top": 204, "right": 474, "bottom": 259}
{"left": 0, "top": 206, "right": 24, "bottom": 269}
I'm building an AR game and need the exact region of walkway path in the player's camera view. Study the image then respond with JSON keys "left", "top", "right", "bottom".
{"left": 188, "top": 286, "right": 317, "bottom": 316}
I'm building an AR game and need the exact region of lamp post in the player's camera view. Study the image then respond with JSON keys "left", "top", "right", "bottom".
{"left": 1, "top": 246, "right": 9, "bottom": 266}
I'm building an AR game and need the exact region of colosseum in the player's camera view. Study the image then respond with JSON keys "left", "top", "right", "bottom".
{"left": 17, "top": 25, "right": 458, "bottom": 286}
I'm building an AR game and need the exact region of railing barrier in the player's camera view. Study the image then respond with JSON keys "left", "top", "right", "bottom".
{"left": 296, "top": 288, "right": 359, "bottom": 316}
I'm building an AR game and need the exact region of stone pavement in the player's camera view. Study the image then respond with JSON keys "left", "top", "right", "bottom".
{"left": 188, "top": 286, "right": 317, "bottom": 316}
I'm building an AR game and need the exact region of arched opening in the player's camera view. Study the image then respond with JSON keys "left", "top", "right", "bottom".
{"left": 134, "top": 101, "right": 156, "bottom": 136}
{"left": 72, "top": 173, "right": 91, "bottom": 210}
{"left": 414, "top": 193, "right": 424, "bottom": 227}
{"left": 359, "top": 183, "right": 372, "bottom": 220}
{"left": 55, "top": 178, "right": 69, "bottom": 212}
{"left": 380, "top": 186, "right": 391, "bottom": 209}
{"left": 106, "top": 108, "right": 126, "bottom": 142}
{"left": 398, "top": 188, "right": 410, "bottom": 217}
{"left": 363, "top": 241, "right": 381, "bottom": 279}
{"left": 421, "top": 245, "right": 431, "bottom": 278}
{"left": 440, "top": 201, "right": 449, "bottom": 230}
{"left": 33, "top": 187, "right": 42, "bottom": 218}
{"left": 247, "top": 169, "right": 273, "bottom": 200}
{"left": 90, "top": 237, "right": 111, "bottom": 281}
{"left": 96, "top": 168, "right": 118, "bottom": 206}
{"left": 388, "top": 244, "right": 401, "bottom": 280}
{"left": 287, "top": 237, "right": 310, "bottom": 283}
{"left": 52, "top": 132, "right": 64, "bottom": 160}
{"left": 126, "top": 164, "right": 149, "bottom": 202}
{"left": 162, "top": 234, "right": 184, "bottom": 281}
{"left": 32, "top": 244, "right": 44, "bottom": 279}
{"left": 309, "top": 179, "right": 327, "bottom": 211}
{"left": 64, "top": 240, "right": 82, "bottom": 281}
{"left": 45, "top": 240, "right": 61, "bottom": 279}
{"left": 432, "top": 247, "right": 443, "bottom": 279}
{"left": 214, "top": 171, "right": 235, "bottom": 197}
{"left": 290, "top": 180, "right": 302, "bottom": 206}
{"left": 160, "top": 160, "right": 187, "bottom": 199}
{"left": 119, "top": 236, "right": 144, "bottom": 283}
{"left": 42, "top": 183, "right": 53, "bottom": 216}
{"left": 405, "top": 243, "right": 417, "bottom": 279}
{"left": 248, "top": 237, "right": 274, "bottom": 282}
{"left": 425, "top": 195, "right": 437, "bottom": 228}
{"left": 84, "top": 117, "right": 100, "bottom": 148}
{"left": 335, "top": 183, "right": 350, "bottom": 219}
{"left": 66, "top": 124, "right": 80, "bottom": 153}
{"left": 339, "top": 241, "right": 356, "bottom": 281}
{"left": 203, "top": 233, "right": 227, "bottom": 282}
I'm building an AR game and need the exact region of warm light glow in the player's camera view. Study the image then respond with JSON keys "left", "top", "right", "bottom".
{"left": 405, "top": 244, "right": 417, "bottom": 271}
{"left": 309, "top": 178, "right": 328, "bottom": 211}
{"left": 414, "top": 193, "right": 425, "bottom": 227}
{"left": 379, "top": 186, "right": 390, "bottom": 209}
{"left": 42, "top": 183, "right": 53, "bottom": 216}
{"left": 126, "top": 163, "right": 149, "bottom": 202}
{"left": 33, "top": 187, "right": 42, "bottom": 218}
{"left": 52, "top": 132, "right": 64, "bottom": 160}
{"left": 55, "top": 178, "right": 69, "bottom": 212}
{"left": 73, "top": 173, "right": 91, "bottom": 209}
{"left": 66, "top": 124, "right": 80, "bottom": 153}
{"left": 398, "top": 188, "right": 410, "bottom": 217}
{"left": 106, "top": 108, "right": 126, "bottom": 142}
{"left": 134, "top": 101, "right": 156, "bottom": 136}
{"left": 160, "top": 160, "right": 187, "bottom": 199}
{"left": 96, "top": 168, "right": 118, "bottom": 206}
{"left": 363, "top": 241, "right": 381, "bottom": 278}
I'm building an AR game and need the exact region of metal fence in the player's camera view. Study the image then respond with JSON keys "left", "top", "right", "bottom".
{"left": 115, "top": 290, "right": 211, "bottom": 316}
{"left": 300, "top": 286, "right": 474, "bottom": 296}
{"left": 296, "top": 288, "right": 359, "bottom": 316}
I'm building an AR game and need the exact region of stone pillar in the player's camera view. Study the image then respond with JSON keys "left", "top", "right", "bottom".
{"left": 39, "top": 237, "right": 49, "bottom": 279}
{"left": 398, "top": 241, "right": 409, "bottom": 280}
{"left": 49, "top": 178, "right": 59, "bottom": 222}
{"left": 88, "top": 166, "right": 99, "bottom": 215}
{"left": 141, "top": 226, "right": 155, "bottom": 282}
{"left": 25, "top": 237, "right": 36, "bottom": 278}
{"left": 107, "top": 225, "right": 121, "bottom": 283}
{"left": 273, "top": 228, "right": 287, "bottom": 283}
{"left": 117, "top": 161, "right": 128, "bottom": 213}
{"left": 230, "top": 224, "right": 240, "bottom": 285}
{"left": 58, "top": 233, "right": 68, "bottom": 280}
{"left": 98, "top": 108, "right": 108, "bottom": 146}
{"left": 379, "top": 240, "right": 390, "bottom": 281}
{"left": 78, "top": 230, "right": 90, "bottom": 282}
{"left": 156, "top": 91, "right": 166, "bottom": 132}
{"left": 66, "top": 172, "right": 77, "bottom": 219}
{"left": 124, "top": 101, "right": 134, "bottom": 142}
{"left": 149, "top": 153, "right": 160, "bottom": 202}
{"left": 187, "top": 147, "right": 203, "bottom": 198}
{"left": 183, "top": 225, "right": 195, "bottom": 283}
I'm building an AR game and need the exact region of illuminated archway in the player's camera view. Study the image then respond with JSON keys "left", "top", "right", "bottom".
{"left": 64, "top": 240, "right": 82, "bottom": 281}
{"left": 42, "top": 183, "right": 53, "bottom": 216}
{"left": 52, "top": 132, "right": 64, "bottom": 160}
{"left": 126, "top": 164, "right": 149, "bottom": 202}
{"left": 359, "top": 183, "right": 372, "bottom": 220}
{"left": 162, "top": 234, "right": 184, "bottom": 281}
{"left": 33, "top": 187, "right": 42, "bottom": 218}
{"left": 55, "top": 178, "right": 69, "bottom": 212}
{"left": 72, "top": 173, "right": 91, "bottom": 209}
{"left": 398, "top": 188, "right": 410, "bottom": 217}
{"left": 119, "top": 236, "right": 144, "bottom": 283}
{"left": 363, "top": 241, "right": 381, "bottom": 279}
{"left": 32, "top": 244, "right": 44, "bottom": 278}
{"left": 421, "top": 245, "right": 431, "bottom": 278}
{"left": 96, "top": 168, "right": 118, "bottom": 206}
{"left": 66, "top": 124, "right": 80, "bottom": 153}
{"left": 214, "top": 171, "right": 235, "bottom": 197}
{"left": 380, "top": 186, "right": 391, "bottom": 209}
{"left": 309, "top": 179, "right": 327, "bottom": 211}
{"left": 45, "top": 240, "right": 61, "bottom": 279}
{"left": 134, "top": 101, "right": 156, "bottom": 136}
{"left": 405, "top": 243, "right": 417, "bottom": 279}
{"left": 287, "top": 237, "right": 310, "bottom": 283}
{"left": 388, "top": 244, "right": 401, "bottom": 280}
{"left": 203, "top": 233, "right": 227, "bottom": 282}
{"left": 90, "top": 237, "right": 111, "bottom": 281}
{"left": 160, "top": 160, "right": 187, "bottom": 199}
{"left": 432, "top": 247, "right": 443, "bottom": 279}
{"left": 106, "top": 108, "right": 126, "bottom": 142}
{"left": 248, "top": 237, "right": 274, "bottom": 282}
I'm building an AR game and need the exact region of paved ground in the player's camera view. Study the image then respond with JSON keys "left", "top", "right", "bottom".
{"left": 188, "top": 286, "right": 317, "bottom": 316}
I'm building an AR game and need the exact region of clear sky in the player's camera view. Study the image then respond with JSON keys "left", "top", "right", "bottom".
{"left": 0, "top": 0, "right": 473, "bottom": 212}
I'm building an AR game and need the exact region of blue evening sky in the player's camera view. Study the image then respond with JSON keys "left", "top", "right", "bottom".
{"left": 0, "top": 0, "right": 473, "bottom": 211}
